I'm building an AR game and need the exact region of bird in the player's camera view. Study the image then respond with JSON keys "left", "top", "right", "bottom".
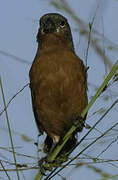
{"left": 29, "top": 13, "right": 88, "bottom": 154}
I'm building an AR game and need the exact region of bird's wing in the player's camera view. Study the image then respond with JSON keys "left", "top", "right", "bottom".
{"left": 29, "top": 83, "right": 44, "bottom": 135}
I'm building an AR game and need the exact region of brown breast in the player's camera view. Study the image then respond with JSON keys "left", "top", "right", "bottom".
{"left": 29, "top": 49, "right": 88, "bottom": 140}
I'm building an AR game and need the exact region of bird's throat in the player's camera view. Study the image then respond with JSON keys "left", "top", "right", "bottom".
{"left": 38, "top": 33, "right": 74, "bottom": 55}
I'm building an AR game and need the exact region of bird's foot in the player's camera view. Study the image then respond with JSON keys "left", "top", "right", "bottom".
{"left": 73, "top": 115, "right": 85, "bottom": 132}
{"left": 38, "top": 156, "right": 56, "bottom": 174}
{"left": 38, "top": 157, "right": 47, "bottom": 175}
{"left": 38, "top": 156, "right": 52, "bottom": 174}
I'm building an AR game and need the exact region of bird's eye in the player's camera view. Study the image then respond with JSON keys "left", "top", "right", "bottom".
{"left": 60, "top": 20, "right": 66, "bottom": 28}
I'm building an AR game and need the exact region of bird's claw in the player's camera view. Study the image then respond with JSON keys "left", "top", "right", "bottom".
{"left": 73, "top": 115, "right": 85, "bottom": 131}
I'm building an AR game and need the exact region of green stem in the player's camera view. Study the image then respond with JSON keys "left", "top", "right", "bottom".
{"left": 0, "top": 160, "right": 11, "bottom": 180}
{"left": 0, "top": 77, "right": 20, "bottom": 180}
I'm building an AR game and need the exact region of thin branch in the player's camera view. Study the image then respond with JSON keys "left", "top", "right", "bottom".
{"left": 0, "top": 83, "right": 29, "bottom": 116}
{"left": 85, "top": 4, "right": 98, "bottom": 66}
{"left": 0, "top": 160, "right": 11, "bottom": 180}
{"left": 0, "top": 166, "right": 39, "bottom": 172}
{"left": 0, "top": 146, "right": 37, "bottom": 160}
{"left": 0, "top": 77, "right": 20, "bottom": 180}
{"left": 0, "top": 50, "right": 31, "bottom": 65}
{"left": 96, "top": 136, "right": 118, "bottom": 158}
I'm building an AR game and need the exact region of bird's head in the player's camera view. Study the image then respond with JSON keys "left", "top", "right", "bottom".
{"left": 39, "top": 13, "right": 70, "bottom": 34}
{"left": 37, "top": 13, "right": 74, "bottom": 51}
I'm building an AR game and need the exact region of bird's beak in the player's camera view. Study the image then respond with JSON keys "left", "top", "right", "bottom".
{"left": 41, "top": 18, "right": 56, "bottom": 34}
